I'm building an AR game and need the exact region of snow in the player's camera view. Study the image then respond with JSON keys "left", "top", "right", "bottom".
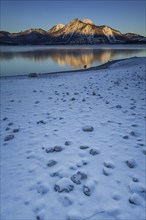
{"left": 51, "top": 24, "right": 65, "bottom": 33}
{"left": 54, "top": 178, "right": 74, "bottom": 192}
{"left": 129, "top": 193, "right": 142, "bottom": 205}
{"left": 102, "top": 26, "right": 116, "bottom": 43}
{"left": 0, "top": 57, "right": 146, "bottom": 220}
{"left": 82, "top": 19, "right": 94, "bottom": 25}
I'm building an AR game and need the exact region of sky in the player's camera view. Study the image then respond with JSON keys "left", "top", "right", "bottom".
{"left": 0, "top": 0, "right": 146, "bottom": 36}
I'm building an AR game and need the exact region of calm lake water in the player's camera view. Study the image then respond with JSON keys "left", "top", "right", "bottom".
{"left": 0, "top": 45, "right": 146, "bottom": 77}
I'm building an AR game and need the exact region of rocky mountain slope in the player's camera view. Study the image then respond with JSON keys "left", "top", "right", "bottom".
{"left": 0, "top": 18, "right": 145, "bottom": 45}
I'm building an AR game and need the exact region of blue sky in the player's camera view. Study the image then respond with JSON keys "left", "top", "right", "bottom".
{"left": 0, "top": 0, "right": 146, "bottom": 36}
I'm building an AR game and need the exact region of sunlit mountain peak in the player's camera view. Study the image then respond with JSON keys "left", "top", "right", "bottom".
{"left": 82, "top": 19, "right": 94, "bottom": 25}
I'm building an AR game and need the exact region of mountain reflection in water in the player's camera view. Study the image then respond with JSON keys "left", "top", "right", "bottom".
{"left": 0, "top": 48, "right": 143, "bottom": 68}
{"left": 0, "top": 46, "right": 145, "bottom": 76}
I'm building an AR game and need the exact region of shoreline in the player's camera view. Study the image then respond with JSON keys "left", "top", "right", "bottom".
{"left": 0, "top": 56, "right": 145, "bottom": 80}
{"left": 1, "top": 43, "right": 146, "bottom": 47}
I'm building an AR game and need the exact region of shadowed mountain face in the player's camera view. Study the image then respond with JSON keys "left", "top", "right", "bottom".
{"left": 0, "top": 18, "right": 146, "bottom": 45}
{"left": 0, "top": 48, "right": 143, "bottom": 68}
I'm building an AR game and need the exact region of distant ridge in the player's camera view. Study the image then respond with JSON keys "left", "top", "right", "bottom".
{"left": 0, "top": 18, "right": 146, "bottom": 45}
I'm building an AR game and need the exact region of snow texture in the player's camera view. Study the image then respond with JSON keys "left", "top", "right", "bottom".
{"left": 0, "top": 57, "right": 146, "bottom": 220}
{"left": 82, "top": 19, "right": 94, "bottom": 25}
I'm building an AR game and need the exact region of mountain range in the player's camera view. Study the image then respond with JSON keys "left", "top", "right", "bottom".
{"left": 0, "top": 18, "right": 146, "bottom": 45}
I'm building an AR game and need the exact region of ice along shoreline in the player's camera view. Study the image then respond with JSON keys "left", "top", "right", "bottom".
{"left": 1, "top": 56, "right": 144, "bottom": 79}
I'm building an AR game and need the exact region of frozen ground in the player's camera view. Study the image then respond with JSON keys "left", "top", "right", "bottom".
{"left": 0, "top": 57, "right": 146, "bottom": 220}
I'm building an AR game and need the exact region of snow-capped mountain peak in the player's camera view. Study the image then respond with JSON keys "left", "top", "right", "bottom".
{"left": 0, "top": 18, "right": 145, "bottom": 45}
{"left": 48, "top": 24, "right": 65, "bottom": 34}
{"left": 69, "top": 18, "right": 80, "bottom": 24}
{"left": 102, "top": 26, "right": 116, "bottom": 42}
{"left": 82, "top": 19, "right": 94, "bottom": 25}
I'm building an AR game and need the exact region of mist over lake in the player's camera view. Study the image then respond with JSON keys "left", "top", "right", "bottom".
{"left": 0, "top": 45, "right": 145, "bottom": 77}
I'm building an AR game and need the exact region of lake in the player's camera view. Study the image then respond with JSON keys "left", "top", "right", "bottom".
{"left": 0, "top": 45, "right": 146, "bottom": 77}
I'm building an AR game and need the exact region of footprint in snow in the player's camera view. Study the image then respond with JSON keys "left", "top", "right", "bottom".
{"left": 50, "top": 170, "right": 61, "bottom": 177}
{"left": 4, "top": 134, "right": 14, "bottom": 141}
{"left": 123, "top": 135, "right": 129, "bottom": 139}
{"left": 103, "top": 168, "right": 111, "bottom": 176}
{"left": 129, "top": 193, "right": 141, "bottom": 205}
{"left": 64, "top": 141, "right": 72, "bottom": 146}
{"left": 71, "top": 171, "right": 87, "bottom": 185}
{"left": 58, "top": 195, "right": 73, "bottom": 207}
{"left": 37, "top": 184, "right": 49, "bottom": 195}
{"left": 5, "top": 127, "right": 10, "bottom": 131}
{"left": 104, "top": 161, "right": 115, "bottom": 169}
{"left": 35, "top": 101, "right": 40, "bottom": 104}
{"left": 29, "top": 182, "right": 49, "bottom": 195}
{"left": 83, "top": 179, "right": 97, "bottom": 196}
{"left": 47, "top": 160, "right": 57, "bottom": 167}
{"left": 70, "top": 97, "right": 75, "bottom": 101}
{"left": 132, "top": 176, "right": 139, "bottom": 183}
{"left": 92, "top": 91, "right": 96, "bottom": 96}
{"left": 82, "top": 125, "right": 94, "bottom": 132}
{"left": 130, "top": 131, "right": 137, "bottom": 137}
{"left": 8, "top": 122, "right": 13, "bottom": 126}
{"left": 37, "top": 120, "right": 46, "bottom": 124}
{"left": 125, "top": 159, "right": 137, "bottom": 168}
{"left": 69, "top": 165, "right": 78, "bottom": 171}
{"left": 45, "top": 146, "right": 63, "bottom": 153}
{"left": 2, "top": 117, "right": 8, "bottom": 121}
{"left": 35, "top": 209, "right": 46, "bottom": 220}
{"left": 78, "top": 160, "right": 88, "bottom": 167}
{"left": 89, "top": 148, "right": 100, "bottom": 155}
{"left": 83, "top": 185, "right": 91, "bottom": 196}
{"left": 128, "top": 182, "right": 146, "bottom": 194}
{"left": 112, "top": 192, "right": 121, "bottom": 201}
{"left": 80, "top": 145, "right": 89, "bottom": 150}
{"left": 13, "top": 128, "right": 19, "bottom": 133}
{"left": 142, "top": 148, "right": 146, "bottom": 155}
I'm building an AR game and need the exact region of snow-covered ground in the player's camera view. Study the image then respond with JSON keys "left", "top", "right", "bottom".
{"left": 0, "top": 57, "right": 146, "bottom": 220}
